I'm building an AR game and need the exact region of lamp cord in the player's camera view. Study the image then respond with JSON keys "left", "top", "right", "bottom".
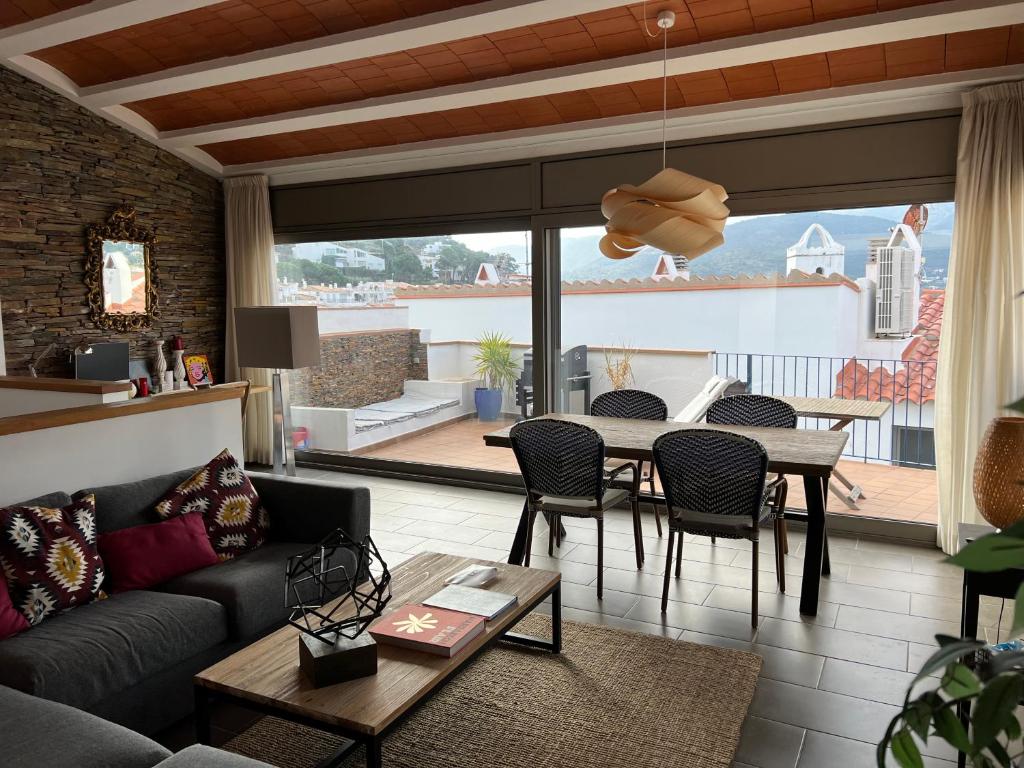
{"left": 662, "top": 24, "right": 668, "bottom": 170}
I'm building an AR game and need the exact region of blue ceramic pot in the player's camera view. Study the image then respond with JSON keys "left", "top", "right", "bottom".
{"left": 474, "top": 388, "right": 503, "bottom": 421}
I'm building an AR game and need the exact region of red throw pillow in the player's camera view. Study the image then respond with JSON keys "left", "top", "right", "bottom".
{"left": 99, "top": 513, "right": 219, "bottom": 592}
{"left": 0, "top": 579, "right": 29, "bottom": 639}
{"left": 0, "top": 493, "right": 105, "bottom": 627}
{"left": 155, "top": 449, "right": 269, "bottom": 560}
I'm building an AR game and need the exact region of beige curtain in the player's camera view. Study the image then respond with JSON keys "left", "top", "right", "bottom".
{"left": 224, "top": 175, "right": 276, "bottom": 466}
{"left": 936, "top": 81, "right": 1024, "bottom": 553}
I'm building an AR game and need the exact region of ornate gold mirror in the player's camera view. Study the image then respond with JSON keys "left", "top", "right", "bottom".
{"left": 85, "top": 204, "right": 158, "bottom": 331}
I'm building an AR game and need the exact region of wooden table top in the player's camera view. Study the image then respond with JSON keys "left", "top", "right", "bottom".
{"left": 195, "top": 552, "right": 559, "bottom": 737}
{"left": 484, "top": 413, "right": 849, "bottom": 477}
{"left": 776, "top": 396, "right": 891, "bottom": 421}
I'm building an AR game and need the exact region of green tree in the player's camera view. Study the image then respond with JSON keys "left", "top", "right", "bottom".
{"left": 275, "top": 260, "right": 302, "bottom": 283}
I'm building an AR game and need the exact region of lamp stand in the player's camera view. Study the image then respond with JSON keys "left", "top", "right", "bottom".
{"left": 271, "top": 369, "right": 296, "bottom": 476}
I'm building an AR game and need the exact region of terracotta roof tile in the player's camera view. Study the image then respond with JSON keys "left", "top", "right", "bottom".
{"left": 834, "top": 289, "right": 943, "bottom": 404}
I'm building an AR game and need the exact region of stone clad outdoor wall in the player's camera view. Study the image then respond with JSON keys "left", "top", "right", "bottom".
{"left": 291, "top": 330, "right": 428, "bottom": 409}
{"left": 0, "top": 67, "right": 224, "bottom": 378}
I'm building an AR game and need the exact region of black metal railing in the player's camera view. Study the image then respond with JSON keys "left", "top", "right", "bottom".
{"left": 712, "top": 352, "right": 936, "bottom": 469}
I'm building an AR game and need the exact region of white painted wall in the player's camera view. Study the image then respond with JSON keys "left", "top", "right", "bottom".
{"left": 0, "top": 388, "right": 131, "bottom": 417}
{"left": 399, "top": 283, "right": 862, "bottom": 358}
{"left": 0, "top": 398, "right": 244, "bottom": 506}
{"left": 317, "top": 305, "right": 409, "bottom": 334}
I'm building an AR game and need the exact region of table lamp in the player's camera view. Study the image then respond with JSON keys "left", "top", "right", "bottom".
{"left": 234, "top": 306, "right": 320, "bottom": 475}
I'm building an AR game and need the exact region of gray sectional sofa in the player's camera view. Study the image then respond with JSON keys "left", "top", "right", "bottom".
{"left": 2, "top": 683, "right": 272, "bottom": 767}
{"left": 0, "top": 468, "right": 371, "bottom": 739}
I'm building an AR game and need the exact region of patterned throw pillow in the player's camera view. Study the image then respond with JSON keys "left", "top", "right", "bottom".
{"left": 155, "top": 449, "right": 269, "bottom": 560}
{"left": 0, "top": 493, "right": 105, "bottom": 626}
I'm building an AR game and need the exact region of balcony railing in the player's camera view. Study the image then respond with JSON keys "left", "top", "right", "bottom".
{"left": 712, "top": 352, "right": 936, "bottom": 470}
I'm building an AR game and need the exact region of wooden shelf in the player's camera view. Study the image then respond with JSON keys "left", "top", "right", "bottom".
{"left": 0, "top": 375, "right": 133, "bottom": 395}
{"left": 0, "top": 386, "right": 244, "bottom": 437}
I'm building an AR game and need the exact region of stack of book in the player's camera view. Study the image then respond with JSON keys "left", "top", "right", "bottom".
{"left": 369, "top": 584, "right": 518, "bottom": 658}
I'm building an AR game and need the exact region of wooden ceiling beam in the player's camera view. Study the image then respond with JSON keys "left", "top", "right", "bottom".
{"left": 160, "top": 0, "right": 1024, "bottom": 148}
{"left": 0, "top": 0, "right": 224, "bottom": 58}
{"left": 79, "top": 0, "right": 631, "bottom": 108}
{"left": 222, "top": 64, "right": 1024, "bottom": 186}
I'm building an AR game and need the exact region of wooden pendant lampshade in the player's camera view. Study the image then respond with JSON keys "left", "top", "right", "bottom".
{"left": 599, "top": 10, "right": 730, "bottom": 261}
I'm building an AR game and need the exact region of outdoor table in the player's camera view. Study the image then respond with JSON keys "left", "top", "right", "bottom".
{"left": 776, "top": 396, "right": 892, "bottom": 511}
{"left": 484, "top": 413, "right": 849, "bottom": 617}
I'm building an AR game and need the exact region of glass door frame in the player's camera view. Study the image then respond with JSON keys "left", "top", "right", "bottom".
{"left": 291, "top": 215, "right": 580, "bottom": 490}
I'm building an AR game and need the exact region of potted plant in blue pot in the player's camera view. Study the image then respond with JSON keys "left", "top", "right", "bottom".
{"left": 472, "top": 332, "right": 518, "bottom": 422}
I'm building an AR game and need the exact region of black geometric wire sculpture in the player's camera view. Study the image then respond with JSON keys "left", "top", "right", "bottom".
{"left": 285, "top": 529, "right": 392, "bottom": 646}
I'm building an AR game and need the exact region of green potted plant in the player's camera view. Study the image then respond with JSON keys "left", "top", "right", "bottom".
{"left": 472, "top": 332, "right": 518, "bottom": 421}
{"left": 878, "top": 290, "right": 1024, "bottom": 768}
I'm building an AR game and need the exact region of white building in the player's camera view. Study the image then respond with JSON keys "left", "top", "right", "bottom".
{"left": 786, "top": 223, "right": 845, "bottom": 275}
{"left": 291, "top": 242, "right": 384, "bottom": 271}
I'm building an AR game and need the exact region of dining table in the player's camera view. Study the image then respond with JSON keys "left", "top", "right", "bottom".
{"left": 483, "top": 413, "right": 850, "bottom": 617}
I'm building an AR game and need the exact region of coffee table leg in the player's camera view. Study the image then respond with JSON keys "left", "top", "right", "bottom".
{"left": 552, "top": 581, "right": 562, "bottom": 654}
{"left": 366, "top": 736, "right": 382, "bottom": 768}
{"left": 194, "top": 687, "right": 211, "bottom": 746}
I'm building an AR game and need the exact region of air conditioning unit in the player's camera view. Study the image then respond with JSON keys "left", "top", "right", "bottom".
{"left": 875, "top": 246, "right": 916, "bottom": 337}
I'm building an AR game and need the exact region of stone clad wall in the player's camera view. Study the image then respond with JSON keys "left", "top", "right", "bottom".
{"left": 291, "top": 330, "right": 428, "bottom": 409}
{"left": 0, "top": 67, "right": 224, "bottom": 378}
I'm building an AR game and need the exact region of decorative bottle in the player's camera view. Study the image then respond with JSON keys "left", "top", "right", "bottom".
{"left": 153, "top": 340, "right": 167, "bottom": 392}
{"left": 172, "top": 336, "right": 186, "bottom": 390}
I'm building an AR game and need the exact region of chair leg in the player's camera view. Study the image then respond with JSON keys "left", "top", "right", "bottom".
{"left": 548, "top": 513, "right": 555, "bottom": 557}
{"left": 711, "top": 535, "right": 716, "bottom": 545}
{"left": 524, "top": 507, "right": 537, "bottom": 567}
{"left": 596, "top": 517, "right": 604, "bottom": 600}
{"left": 674, "top": 530, "right": 683, "bottom": 578}
{"left": 631, "top": 494, "right": 643, "bottom": 570}
{"left": 648, "top": 468, "right": 663, "bottom": 538}
{"left": 662, "top": 529, "right": 675, "bottom": 613}
{"left": 776, "top": 477, "right": 790, "bottom": 554}
{"left": 751, "top": 539, "right": 759, "bottom": 629}
{"left": 774, "top": 519, "right": 786, "bottom": 594}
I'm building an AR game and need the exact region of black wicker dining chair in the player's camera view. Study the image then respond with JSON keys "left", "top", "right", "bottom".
{"left": 706, "top": 394, "right": 797, "bottom": 592}
{"left": 653, "top": 429, "right": 777, "bottom": 627}
{"left": 509, "top": 418, "right": 643, "bottom": 598}
{"left": 591, "top": 389, "right": 669, "bottom": 541}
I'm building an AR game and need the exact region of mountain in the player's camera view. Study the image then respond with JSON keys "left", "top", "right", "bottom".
{"left": 560, "top": 205, "right": 954, "bottom": 287}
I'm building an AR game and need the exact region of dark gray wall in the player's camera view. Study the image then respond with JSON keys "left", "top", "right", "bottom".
{"left": 271, "top": 111, "right": 960, "bottom": 239}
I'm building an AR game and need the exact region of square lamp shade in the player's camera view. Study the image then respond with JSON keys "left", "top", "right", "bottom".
{"left": 234, "top": 306, "right": 320, "bottom": 370}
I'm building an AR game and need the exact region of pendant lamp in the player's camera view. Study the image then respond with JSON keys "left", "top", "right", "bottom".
{"left": 600, "top": 9, "right": 730, "bottom": 261}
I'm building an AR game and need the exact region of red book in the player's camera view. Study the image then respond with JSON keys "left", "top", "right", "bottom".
{"left": 369, "top": 604, "right": 486, "bottom": 658}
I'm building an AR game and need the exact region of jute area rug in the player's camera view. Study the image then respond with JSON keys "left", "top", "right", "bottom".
{"left": 225, "top": 616, "right": 762, "bottom": 768}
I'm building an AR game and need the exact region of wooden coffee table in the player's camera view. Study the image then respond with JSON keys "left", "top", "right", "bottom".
{"left": 194, "top": 552, "right": 561, "bottom": 768}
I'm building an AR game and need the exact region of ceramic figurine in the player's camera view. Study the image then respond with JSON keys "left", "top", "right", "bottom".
{"left": 153, "top": 340, "right": 167, "bottom": 392}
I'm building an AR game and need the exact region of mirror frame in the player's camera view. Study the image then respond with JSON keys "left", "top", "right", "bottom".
{"left": 85, "top": 203, "right": 159, "bottom": 331}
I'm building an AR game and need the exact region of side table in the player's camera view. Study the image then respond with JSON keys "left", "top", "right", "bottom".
{"left": 957, "top": 522, "right": 1024, "bottom": 768}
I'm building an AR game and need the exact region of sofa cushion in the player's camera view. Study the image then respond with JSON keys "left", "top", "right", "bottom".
{"left": 99, "top": 513, "right": 219, "bottom": 592}
{"left": 158, "top": 745, "right": 274, "bottom": 768}
{"left": 0, "top": 579, "right": 28, "bottom": 639}
{"left": 160, "top": 541, "right": 325, "bottom": 640}
{"left": 16, "top": 491, "right": 73, "bottom": 509}
{"left": 0, "top": 683, "right": 172, "bottom": 768}
{"left": 155, "top": 450, "right": 269, "bottom": 561}
{"left": 81, "top": 468, "right": 196, "bottom": 534}
{"left": 0, "top": 492, "right": 105, "bottom": 626}
{"left": 0, "top": 589, "right": 227, "bottom": 710}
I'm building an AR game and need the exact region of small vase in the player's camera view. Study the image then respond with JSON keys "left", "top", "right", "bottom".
{"left": 973, "top": 416, "right": 1024, "bottom": 529}
{"left": 172, "top": 350, "right": 186, "bottom": 390}
{"left": 153, "top": 341, "right": 167, "bottom": 392}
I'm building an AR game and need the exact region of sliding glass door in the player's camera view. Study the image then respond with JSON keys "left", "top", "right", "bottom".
{"left": 272, "top": 231, "right": 532, "bottom": 475}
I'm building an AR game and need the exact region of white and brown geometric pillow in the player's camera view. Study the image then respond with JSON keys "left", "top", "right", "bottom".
{"left": 0, "top": 493, "right": 106, "bottom": 626}
{"left": 155, "top": 449, "right": 269, "bottom": 560}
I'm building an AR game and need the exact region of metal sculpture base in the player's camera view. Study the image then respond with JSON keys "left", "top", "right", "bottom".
{"left": 299, "top": 632, "right": 377, "bottom": 688}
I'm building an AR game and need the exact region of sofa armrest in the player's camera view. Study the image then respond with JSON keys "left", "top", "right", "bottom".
{"left": 249, "top": 474, "right": 370, "bottom": 546}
